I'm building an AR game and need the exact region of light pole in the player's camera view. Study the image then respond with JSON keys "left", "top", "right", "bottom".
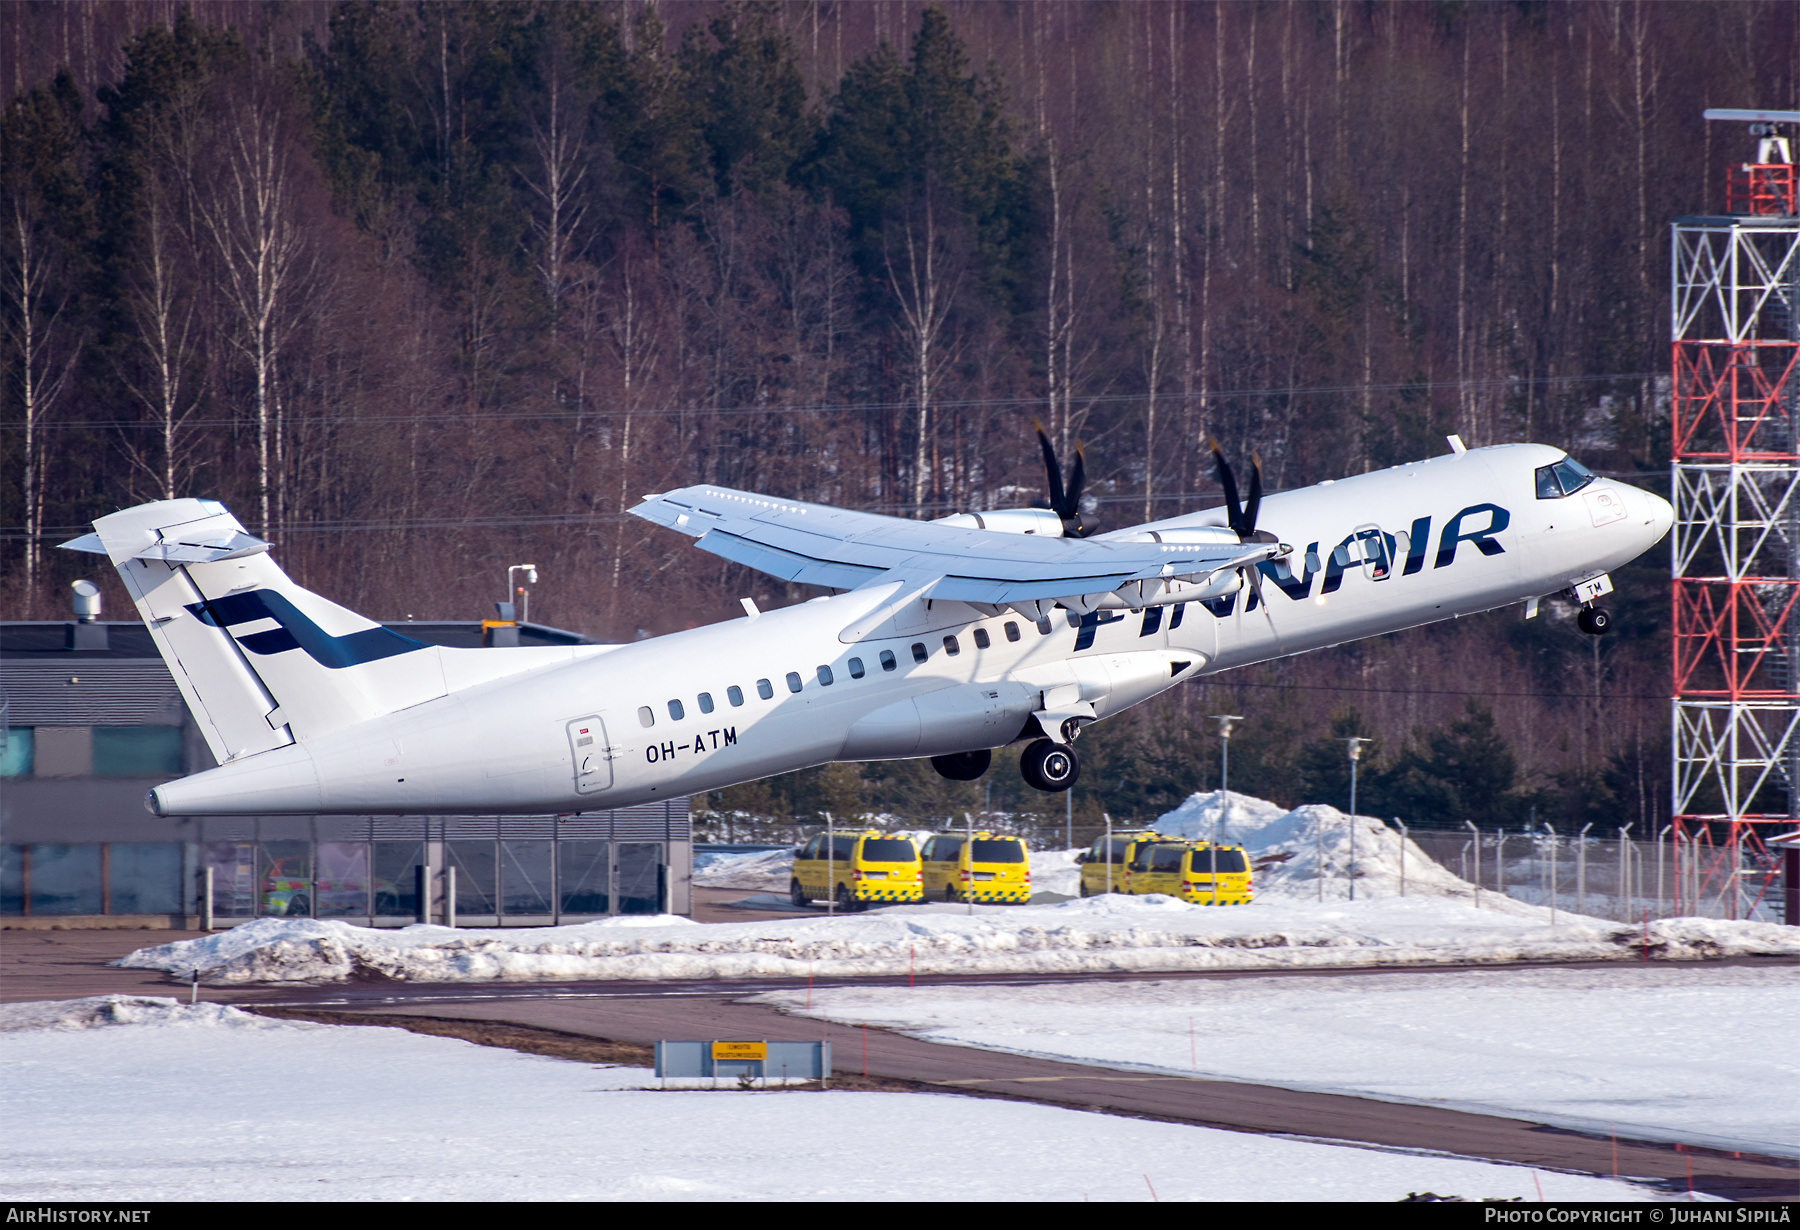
{"left": 1341, "top": 737, "right": 1372, "bottom": 901}
{"left": 506, "top": 564, "right": 539, "bottom": 625}
{"left": 1210, "top": 715, "right": 1243, "bottom": 907}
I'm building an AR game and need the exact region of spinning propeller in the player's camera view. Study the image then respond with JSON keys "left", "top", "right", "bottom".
{"left": 1035, "top": 421, "right": 1093, "bottom": 538}
{"left": 1209, "top": 436, "right": 1287, "bottom": 646}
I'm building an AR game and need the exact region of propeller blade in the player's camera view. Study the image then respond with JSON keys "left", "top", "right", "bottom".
{"left": 1209, "top": 436, "right": 1245, "bottom": 536}
{"left": 1064, "top": 444, "right": 1088, "bottom": 536}
{"left": 1245, "top": 452, "right": 1264, "bottom": 534}
{"left": 1034, "top": 422, "right": 1067, "bottom": 516}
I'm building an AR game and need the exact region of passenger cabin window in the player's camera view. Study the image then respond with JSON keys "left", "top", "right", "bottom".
{"left": 756, "top": 678, "right": 774, "bottom": 700}
{"left": 848, "top": 657, "right": 865, "bottom": 679}
{"left": 637, "top": 706, "right": 655, "bottom": 728}
{"left": 1004, "top": 622, "right": 1021, "bottom": 642}
{"left": 697, "top": 692, "right": 715, "bottom": 714}
{"left": 879, "top": 650, "right": 898, "bottom": 671}
{"left": 1036, "top": 616, "right": 1053, "bottom": 635}
{"left": 911, "top": 642, "right": 929, "bottom": 663}
{"left": 1535, "top": 456, "right": 1596, "bottom": 499}
{"left": 943, "top": 635, "right": 961, "bottom": 656}
{"left": 972, "top": 628, "right": 990, "bottom": 649}
{"left": 786, "top": 671, "right": 803, "bottom": 693}
{"left": 727, "top": 685, "right": 745, "bottom": 706}
{"left": 667, "top": 699, "right": 685, "bottom": 721}
{"left": 817, "top": 665, "right": 834, "bottom": 686}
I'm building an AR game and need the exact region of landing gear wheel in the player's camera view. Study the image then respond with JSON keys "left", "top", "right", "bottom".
{"left": 834, "top": 884, "right": 860, "bottom": 913}
{"left": 930, "top": 749, "right": 992, "bottom": 781}
{"left": 1577, "top": 606, "right": 1611, "bottom": 635}
{"left": 1020, "top": 739, "right": 1081, "bottom": 792}
{"left": 790, "top": 879, "right": 809, "bottom": 909}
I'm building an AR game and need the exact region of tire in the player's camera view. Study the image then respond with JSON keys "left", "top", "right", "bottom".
{"left": 1019, "top": 739, "right": 1081, "bottom": 792}
{"left": 930, "top": 749, "right": 993, "bottom": 781}
{"left": 1078, "top": 879, "right": 1092, "bottom": 898}
{"left": 944, "top": 884, "right": 958, "bottom": 904}
{"left": 790, "top": 879, "right": 809, "bottom": 909}
{"left": 835, "top": 884, "right": 858, "bottom": 913}
{"left": 1578, "top": 606, "right": 1611, "bottom": 636}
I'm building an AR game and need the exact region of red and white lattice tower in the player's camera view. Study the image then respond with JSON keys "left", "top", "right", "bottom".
{"left": 1671, "top": 109, "right": 1800, "bottom": 921}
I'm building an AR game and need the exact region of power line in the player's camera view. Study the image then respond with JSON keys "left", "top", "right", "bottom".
{"left": 0, "top": 369, "right": 1663, "bottom": 433}
{"left": 1203, "top": 678, "right": 1667, "bottom": 703}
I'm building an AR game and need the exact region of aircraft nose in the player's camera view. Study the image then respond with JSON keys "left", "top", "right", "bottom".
{"left": 1630, "top": 482, "right": 1673, "bottom": 546}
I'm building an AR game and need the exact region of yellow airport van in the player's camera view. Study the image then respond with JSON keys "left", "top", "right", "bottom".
{"left": 1077, "top": 831, "right": 1171, "bottom": 897}
{"left": 920, "top": 832, "right": 1031, "bottom": 904}
{"left": 790, "top": 830, "right": 922, "bottom": 911}
{"left": 1125, "top": 841, "right": 1254, "bottom": 905}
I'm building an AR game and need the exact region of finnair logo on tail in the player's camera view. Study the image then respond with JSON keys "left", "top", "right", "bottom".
{"left": 187, "top": 590, "right": 427, "bottom": 669}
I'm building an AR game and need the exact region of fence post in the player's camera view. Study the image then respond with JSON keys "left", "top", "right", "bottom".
{"left": 415, "top": 864, "right": 429, "bottom": 925}
{"left": 1544, "top": 823, "right": 1558, "bottom": 927}
{"left": 446, "top": 865, "right": 458, "bottom": 929}
{"left": 1496, "top": 831, "right": 1510, "bottom": 899}
{"left": 1656, "top": 826, "right": 1671, "bottom": 918}
{"left": 1395, "top": 819, "right": 1407, "bottom": 898}
{"left": 1577, "top": 822, "right": 1593, "bottom": 916}
{"left": 1464, "top": 820, "right": 1481, "bottom": 909}
{"left": 1617, "top": 825, "right": 1635, "bottom": 921}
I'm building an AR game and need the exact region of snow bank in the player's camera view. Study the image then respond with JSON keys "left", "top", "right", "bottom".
{"left": 693, "top": 848, "right": 794, "bottom": 891}
{"left": 0, "top": 1000, "right": 1657, "bottom": 1202}
{"left": 1158, "top": 790, "right": 1499, "bottom": 906}
{"left": 117, "top": 892, "right": 1800, "bottom": 986}
{"left": 0, "top": 995, "right": 284, "bottom": 1033}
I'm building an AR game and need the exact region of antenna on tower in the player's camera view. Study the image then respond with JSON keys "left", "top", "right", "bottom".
{"left": 1703, "top": 109, "right": 1799, "bottom": 214}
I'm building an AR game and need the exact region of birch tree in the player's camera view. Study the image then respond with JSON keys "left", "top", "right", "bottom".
{"left": 193, "top": 75, "right": 313, "bottom": 536}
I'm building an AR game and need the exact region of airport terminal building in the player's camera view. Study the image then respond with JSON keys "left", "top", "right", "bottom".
{"left": 1, "top": 617, "right": 693, "bottom": 927}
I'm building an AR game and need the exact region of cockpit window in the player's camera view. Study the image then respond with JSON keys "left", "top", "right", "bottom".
{"left": 1534, "top": 456, "right": 1596, "bottom": 499}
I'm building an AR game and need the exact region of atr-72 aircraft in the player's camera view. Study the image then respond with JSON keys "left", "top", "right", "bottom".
{"left": 64, "top": 433, "right": 1670, "bottom": 817}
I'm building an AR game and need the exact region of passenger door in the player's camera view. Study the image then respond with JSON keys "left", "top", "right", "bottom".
{"left": 565, "top": 716, "right": 612, "bottom": 794}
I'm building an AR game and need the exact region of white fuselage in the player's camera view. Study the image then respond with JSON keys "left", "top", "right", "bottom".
{"left": 148, "top": 443, "right": 1671, "bottom": 816}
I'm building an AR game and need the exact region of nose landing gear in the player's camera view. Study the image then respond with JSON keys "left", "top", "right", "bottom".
{"left": 1577, "top": 606, "right": 1611, "bottom": 635}
{"left": 1020, "top": 739, "right": 1080, "bottom": 792}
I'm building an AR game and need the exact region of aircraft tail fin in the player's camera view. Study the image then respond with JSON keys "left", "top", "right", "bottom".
{"left": 64, "top": 499, "right": 447, "bottom": 762}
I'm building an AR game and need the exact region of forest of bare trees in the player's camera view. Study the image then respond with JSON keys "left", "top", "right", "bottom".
{"left": 5, "top": 1, "right": 1798, "bottom": 832}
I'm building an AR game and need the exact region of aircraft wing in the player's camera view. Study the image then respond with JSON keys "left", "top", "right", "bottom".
{"left": 630, "top": 485, "right": 1269, "bottom": 605}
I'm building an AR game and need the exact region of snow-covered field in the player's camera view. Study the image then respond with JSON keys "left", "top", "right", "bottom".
{"left": 0, "top": 996, "right": 1661, "bottom": 1202}
{"left": 762, "top": 965, "right": 1800, "bottom": 1159}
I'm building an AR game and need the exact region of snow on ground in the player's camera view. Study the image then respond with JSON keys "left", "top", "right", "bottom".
{"left": 693, "top": 848, "right": 793, "bottom": 892}
{"left": 762, "top": 966, "right": 1800, "bottom": 1159}
{"left": 116, "top": 895, "right": 1800, "bottom": 986}
{"left": 112, "top": 791, "right": 1800, "bottom": 985}
{"left": 0, "top": 996, "right": 1658, "bottom": 1202}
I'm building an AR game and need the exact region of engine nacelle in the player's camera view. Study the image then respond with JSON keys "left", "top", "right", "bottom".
{"left": 933, "top": 507, "right": 1065, "bottom": 536}
{"left": 1097, "top": 525, "right": 1242, "bottom": 546}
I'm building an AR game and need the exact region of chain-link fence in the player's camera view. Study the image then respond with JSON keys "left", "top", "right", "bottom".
{"left": 1405, "top": 828, "right": 1787, "bottom": 924}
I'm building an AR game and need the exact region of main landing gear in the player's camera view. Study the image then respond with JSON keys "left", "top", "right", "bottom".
{"left": 1577, "top": 606, "right": 1611, "bottom": 636}
{"left": 1020, "top": 739, "right": 1080, "bottom": 792}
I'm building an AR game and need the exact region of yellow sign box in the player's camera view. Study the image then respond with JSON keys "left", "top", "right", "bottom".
{"left": 712, "top": 1041, "right": 767, "bottom": 1061}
